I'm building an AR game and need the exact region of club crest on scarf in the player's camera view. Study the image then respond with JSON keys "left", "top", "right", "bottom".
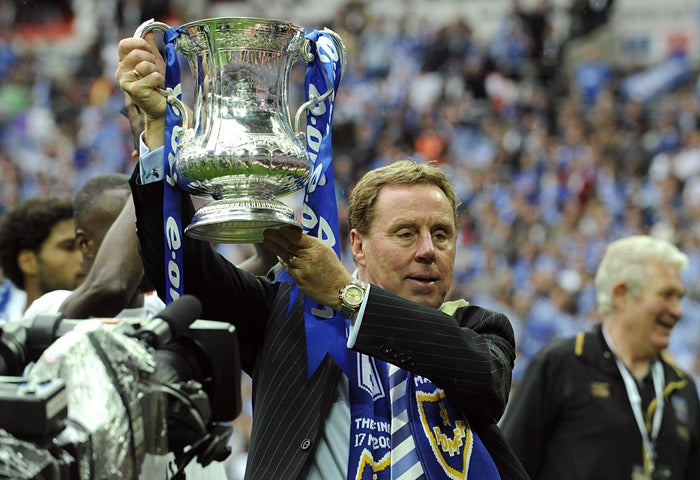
{"left": 414, "top": 378, "right": 471, "bottom": 479}
{"left": 347, "top": 302, "right": 501, "bottom": 480}
{"left": 408, "top": 374, "right": 502, "bottom": 480}
{"left": 348, "top": 361, "right": 501, "bottom": 480}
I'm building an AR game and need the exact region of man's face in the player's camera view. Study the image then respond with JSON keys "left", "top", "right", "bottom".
{"left": 620, "top": 261, "right": 684, "bottom": 355}
{"left": 350, "top": 184, "right": 456, "bottom": 308}
{"left": 36, "top": 219, "right": 85, "bottom": 294}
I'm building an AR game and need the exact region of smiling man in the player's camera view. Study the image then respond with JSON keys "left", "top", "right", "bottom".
{"left": 501, "top": 235, "right": 700, "bottom": 480}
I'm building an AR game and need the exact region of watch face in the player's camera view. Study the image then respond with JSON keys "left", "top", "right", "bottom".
{"left": 344, "top": 284, "right": 364, "bottom": 307}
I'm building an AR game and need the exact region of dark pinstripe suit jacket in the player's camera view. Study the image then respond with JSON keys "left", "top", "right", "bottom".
{"left": 130, "top": 171, "right": 529, "bottom": 480}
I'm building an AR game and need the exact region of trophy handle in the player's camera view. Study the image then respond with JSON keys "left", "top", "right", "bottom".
{"left": 134, "top": 18, "right": 171, "bottom": 38}
{"left": 293, "top": 28, "right": 347, "bottom": 136}
{"left": 132, "top": 19, "right": 190, "bottom": 130}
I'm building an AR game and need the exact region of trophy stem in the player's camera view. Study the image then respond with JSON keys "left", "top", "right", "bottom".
{"left": 185, "top": 198, "right": 301, "bottom": 243}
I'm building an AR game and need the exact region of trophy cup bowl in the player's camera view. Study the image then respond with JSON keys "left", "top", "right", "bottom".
{"left": 135, "top": 17, "right": 343, "bottom": 243}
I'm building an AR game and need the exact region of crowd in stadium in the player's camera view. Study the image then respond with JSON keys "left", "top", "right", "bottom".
{"left": 2, "top": 0, "right": 700, "bottom": 388}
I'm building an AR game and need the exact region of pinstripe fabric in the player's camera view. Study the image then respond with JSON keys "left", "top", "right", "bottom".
{"left": 130, "top": 170, "right": 530, "bottom": 480}
{"left": 245, "top": 282, "right": 343, "bottom": 480}
{"left": 353, "top": 287, "right": 515, "bottom": 421}
{"left": 389, "top": 364, "right": 426, "bottom": 480}
{"left": 351, "top": 287, "right": 530, "bottom": 480}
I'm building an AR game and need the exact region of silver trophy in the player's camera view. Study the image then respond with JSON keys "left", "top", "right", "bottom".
{"left": 134, "top": 17, "right": 345, "bottom": 243}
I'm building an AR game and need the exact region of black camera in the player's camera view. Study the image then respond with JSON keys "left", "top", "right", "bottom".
{"left": 0, "top": 295, "right": 242, "bottom": 479}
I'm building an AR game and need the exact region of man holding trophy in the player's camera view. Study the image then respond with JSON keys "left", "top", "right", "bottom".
{"left": 116, "top": 15, "right": 527, "bottom": 480}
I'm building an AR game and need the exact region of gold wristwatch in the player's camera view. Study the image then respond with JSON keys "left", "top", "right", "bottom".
{"left": 338, "top": 279, "right": 368, "bottom": 320}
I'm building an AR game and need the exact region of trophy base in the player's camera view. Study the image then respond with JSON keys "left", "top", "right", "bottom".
{"left": 185, "top": 198, "right": 301, "bottom": 243}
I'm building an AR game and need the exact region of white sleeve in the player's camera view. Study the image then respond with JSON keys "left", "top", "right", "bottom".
{"left": 22, "top": 290, "right": 72, "bottom": 322}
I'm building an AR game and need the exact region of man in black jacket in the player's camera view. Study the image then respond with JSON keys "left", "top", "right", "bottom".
{"left": 116, "top": 32, "right": 528, "bottom": 480}
{"left": 501, "top": 235, "right": 700, "bottom": 480}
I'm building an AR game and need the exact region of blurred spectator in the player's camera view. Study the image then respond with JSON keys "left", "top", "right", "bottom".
{"left": 0, "top": 197, "right": 84, "bottom": 321}
{"left": 21, "top": 173, "right": 151, "bottom": 321}
{"left": 573, "top": 44, "right": 613, "bottom": 107}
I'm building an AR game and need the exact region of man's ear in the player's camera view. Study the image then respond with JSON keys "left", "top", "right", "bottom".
{"left": 17, "top": 249, "right": 38, "bottom": 276}
{"left": 75, "top": 230, "right": 94, "bottom": 258}
{"left": 349, "top": 230, "right": 366, "bottom": 267}
{"left": 611, "top": 281, "right": 628, "bottom": 307}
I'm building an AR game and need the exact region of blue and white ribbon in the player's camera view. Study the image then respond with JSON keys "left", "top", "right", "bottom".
{"left": 276, "top": 30, "right": 346, "bottom": 377}
{"left": 162, "top": 27, "right": 185, "bottom": 304}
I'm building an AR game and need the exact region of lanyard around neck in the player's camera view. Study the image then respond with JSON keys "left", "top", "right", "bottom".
{"left": 602, "top": 326, "right": 665, "bottom": 474}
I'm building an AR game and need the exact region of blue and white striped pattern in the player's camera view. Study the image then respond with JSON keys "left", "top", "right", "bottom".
{"left": 389, "top": 363, "right": 426, "bottom": 480}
